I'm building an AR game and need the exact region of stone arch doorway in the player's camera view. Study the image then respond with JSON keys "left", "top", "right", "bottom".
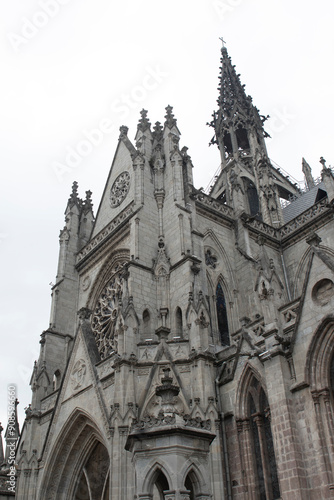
{"left": 39, "top": 411, "right": 110, "bottom": 500}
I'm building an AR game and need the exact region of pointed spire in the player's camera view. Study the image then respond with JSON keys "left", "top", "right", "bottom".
{"left": 164, "top": 105, "right": 177, "bottom": 129}
{"left": 137, "top": 109, "right": 151, "bottom": 132}
{"left": 216, "top": 43, "right": 252, "bottom": 117}
{"left": 209, "top": 40, "right": 269, "bottom": 149}
{"left": 83, "top": 190, "right": 93, "bottom": 211}
{"left": 302, "top": 158, "right": 315, "bottom": 189}
{"left": 152, "top": 121, "right": 163, "bottom": 143}
{"left": 67, "top": 181, "right": 80, "bottom": 207}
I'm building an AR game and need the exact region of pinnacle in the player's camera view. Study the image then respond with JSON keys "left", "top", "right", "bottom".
{"left": 164, "top": 105, "right": 177, "bottom": 129}
{"left": 83, "top": 190, "right": 93, "bottom": 210}
{"left": 137, "top": 108, "right": 151, "bottom": 132}
{"left": 152, "top": 121, "right": 163, "bottom": 142}
{"left": 68, "top": 181, "right": 80, "bottom": 206}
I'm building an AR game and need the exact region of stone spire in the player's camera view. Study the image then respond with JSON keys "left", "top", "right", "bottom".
{"left": 208, "top": 41, "right": 269, "bottom": 167}
{"left": 302, "top": 158, "right": 315, "bottom": 189}
{"left": 164, "top": 105, "right": 177, "bottom": 129}
{"left": 137, "top": 108, "right": 151, "bottom": 133}
{"left": 66, "top": 181, "right": 81, "bottom": 210}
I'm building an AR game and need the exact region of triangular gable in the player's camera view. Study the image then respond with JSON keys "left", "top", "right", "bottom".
{"left": 91, "top": 138, "right": 136, "bottom": 238}
{"left": 40, "top": 321, "right": 110, "bottom": 462}
{"left": 137, "top": 341, "right": 190, "bottom": 418}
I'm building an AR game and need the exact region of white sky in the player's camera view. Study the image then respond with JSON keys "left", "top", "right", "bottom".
{"left": 1, "top": 0, "right": 333, "bottom": 430}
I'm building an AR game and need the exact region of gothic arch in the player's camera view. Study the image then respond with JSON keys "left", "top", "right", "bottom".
{"left": 39, "top": 409, "right": 109, "bottom": 500}
{"left": 305, "top": 314, "right": 334, "bottom": 390}
{"left": 174, "top": 306, "right": 183, "bottom": 337}
{"left": 181, "top": 460, "right": 207, "bottom": 493}
{"left": 215, "top": 275, "right": 232, "bottom": 346}
{"left": 235, "top": 364, "right": 280, "bottom": 499}
{"left": 293, "top": 245, "right": 334, "bottom": 299}
{"left": 236, "top": 363, "right": 266, "bottom": 419}
{"left": 141, "top": 460, "right": 173, "bottom": 495}
{"left": 203, "top": 229, "right": 237, "bottom": 292}
{"left": 292, "top": 246, "right": 312, "bottom": 300}
{"left": 304, "top": 314, "right": 334, "bottom": 483}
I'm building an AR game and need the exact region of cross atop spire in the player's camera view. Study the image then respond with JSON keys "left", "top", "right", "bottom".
{"left": 219, "top": 36, "right": 226, "bottom": 49}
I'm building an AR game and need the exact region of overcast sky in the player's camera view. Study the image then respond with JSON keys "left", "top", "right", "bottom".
{"left": 1, "top": 0, "right": 333, "bottom": 431}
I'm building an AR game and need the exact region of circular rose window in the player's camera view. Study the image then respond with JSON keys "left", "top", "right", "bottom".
{"left": 110, "top": 171, "right": 130, "bottom": 208}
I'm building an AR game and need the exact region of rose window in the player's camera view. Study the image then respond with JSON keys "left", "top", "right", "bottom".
{"left": 91, "top": 270, "right": 125, "bottom": 359}
{"left": 110, "top": 171, "right": 130, "bottom": 208}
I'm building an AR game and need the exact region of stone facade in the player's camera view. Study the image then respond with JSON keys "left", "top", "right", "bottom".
{"left": 13, "top": 45, "right": 334, "bottom": 499}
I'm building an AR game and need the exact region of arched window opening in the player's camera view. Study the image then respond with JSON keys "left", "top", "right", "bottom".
{"left": 217, "top": 190, "right": 227, "bottom": 204}
{"left": 243, "top": 178, "right": 260, "bottom": 217}
{"left": 236, "top": 126, "right": 250, "bottom": 151}
{"left": 247, "top": 380, "right": 280, "bottom": 500}
{"left": 152, "top": 471, "right": 169, "bottom": 500}
{"left": 52, "top": 370, "right": 61, "bottom": 391}
{"left": 74, "top": 441, "right": 109, "bottom": 500}
{"left": 175, "top": 307, "right": 183, "bottom": 337}
{"left": 143, "top": 309, "right": 151, "bottom": 338}
{"left": 216, "top": 283, "right": 230, "bottom": 346}
{"left": 184, "top": 473, "right": 195, "bottom": 500}
{"left": 223, "top": 132, "right": 233, "bottom": 157}
{"left": 330, "top": 352, "right": 334, "bottom": 400}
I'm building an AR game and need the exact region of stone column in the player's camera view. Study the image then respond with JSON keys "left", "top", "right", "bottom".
{"left": 253, "top": 413, "right": 273, "bottom": 499}
{"left": 264, "top": 354, "right": 307, "bottom": 499}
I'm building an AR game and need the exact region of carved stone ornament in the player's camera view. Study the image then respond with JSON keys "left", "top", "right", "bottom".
{"left": 71, "top": 359, "right": 86, "bottom": 390}
{"left": 91, "top": 267, "right": 126, "bottom": 359}
{"left": 110, "top": 171, "right": 130, "bottom": 208}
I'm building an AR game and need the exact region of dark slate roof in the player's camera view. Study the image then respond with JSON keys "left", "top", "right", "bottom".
{"left": 282, "top": 182, "right": 327, "bottom": 223}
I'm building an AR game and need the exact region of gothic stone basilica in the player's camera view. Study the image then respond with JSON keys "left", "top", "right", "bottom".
{"left": 12, "top": 45, "right": 334, "bottom": 499}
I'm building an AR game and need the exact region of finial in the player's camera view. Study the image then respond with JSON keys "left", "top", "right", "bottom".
{"left": 68, "top": 181, "right": 79, "bottom": 205}
{"left": 302, "top": 158, "right": 315, "bottom": 189}
{"left": 320, "top": 156, "right": 327, "bottom": 168}
{"left": 164, "top": 105, "right": 177, "bottom": 129}
{"left": 84, "top": 190, "right": 93, "bottom": 210}
{"left": 152, "top": 121, "right": 163, "bottom": 142}
{"left": 137, "top": 109, "right": 151, "bottom": 132}
{"left": 119, "top": 125, "right": 128, "bottom": 139}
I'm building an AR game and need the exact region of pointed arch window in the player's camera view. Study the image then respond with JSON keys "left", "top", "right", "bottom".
{"left": 330, "top": 352, "right": 334, "bottom": 400}
{"left": 246, "top": 377, "right": 280, "bottom": 499}
{"left": 52, "top": 370, "right": 61, "bottom": 391}
{"left": 216, "top": 283, "right": 230, "bottom": 346}
{"left": 143, "top": 309, "right": 151, "bottom": 338}
{"left": 236, "top": 125, "right": 250, "bottom": 151}
{"left": 175, "top": 307, "right": 183, "bottom": 337}
{"left": 152, "top": 470, "right": 169, "bottom": 500}
{"left": 243, "top": 177, "right": 260, "bottom": 217}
